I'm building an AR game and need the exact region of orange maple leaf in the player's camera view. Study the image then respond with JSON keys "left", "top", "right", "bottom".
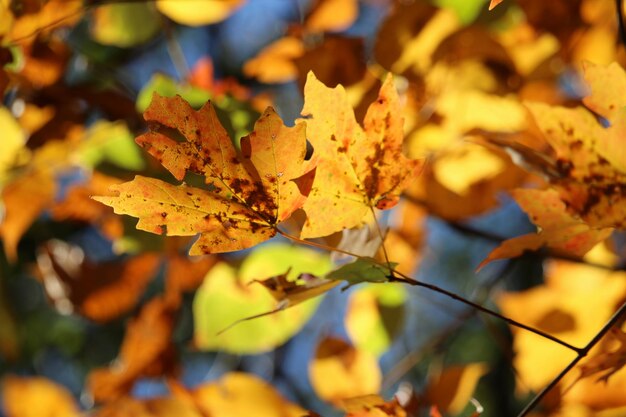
{"left": 94, "top": 94, "right": 315, "bottom": 255}
{"left": 479, "top": 188, "right": 611, "bottom": 269}
{"left": 488, "top": 0, "right": 504, "bottom": 11}
{"left": 299, "top": 72, "right": 421, "bottom": 238}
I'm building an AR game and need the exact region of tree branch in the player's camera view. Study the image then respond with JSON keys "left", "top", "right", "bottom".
{"left": 516, "top": 300, "right": 626, "bottom": 417}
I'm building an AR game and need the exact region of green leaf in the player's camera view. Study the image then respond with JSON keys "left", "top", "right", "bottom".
{"left": 193, "top": 244, "right": 333, "bottom": 354}
{"left": 136, "top": 74, "right": 211, "bottom": 113}
{"left": 345, "top": 284, "right": 406, "bottom": 356}
{"left": 434, "top": 0, "right": 485, "bottom": 25}
{"left": 326, "top": 258, "right": 398, "bottom": 288}
{"left": 77, "top": 120, "right": 145, "bottom": 170}
{"left": 0, "top": 106, "right": 25, "bottom": 183}
{"left": 90, "top": 3, "right": 161, "bottom": 48}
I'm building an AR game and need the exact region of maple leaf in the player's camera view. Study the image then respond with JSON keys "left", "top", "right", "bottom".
{"left": 299, "top": 72, "right": 421, "bottom": 238}
{"left": 525, "top": 101, "right": 626, "bottom": 229}
{"left": 309, "top": 337, "right": 382, "bottom": 404}
{"left": 479, "top": 188, "right": 612, "bottom": 268}
{"left": 94, "top": 94, "right": 315, "bottom": 255}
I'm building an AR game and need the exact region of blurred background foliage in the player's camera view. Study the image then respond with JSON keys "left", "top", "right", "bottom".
{"left": 1, "top": 0, "right": 626, "bottom": 416}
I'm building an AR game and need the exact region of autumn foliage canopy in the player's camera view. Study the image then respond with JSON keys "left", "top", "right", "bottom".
{"left": 3, "top": 1, "right": 626, "bottom": 417}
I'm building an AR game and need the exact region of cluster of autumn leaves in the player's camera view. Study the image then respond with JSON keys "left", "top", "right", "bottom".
{"left": 3, "top": 0, "right": 626, "bottom": 416}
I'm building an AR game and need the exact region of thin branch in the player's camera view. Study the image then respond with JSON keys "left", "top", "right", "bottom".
{"left": 161, "top": 16, "right": 190, "bottom": 80}
{"left": 275, "top": 228, "right": 364, "bottom": 259}
{"left": 391, "top": 270, "right": 582, "bottom": 353}
{"left": 369, "top": 206, "right": 394, "bottom": 277}
{"left": 277, "top": 229, "right": 582, "bottom": 354}
{"left": 516, "top": 300, "right": 626, "bottom": 417}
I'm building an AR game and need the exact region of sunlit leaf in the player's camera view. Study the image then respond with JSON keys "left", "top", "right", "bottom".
{"left": 95, "top": 94, "right": 315, "bottom": 255}
{"left": 90, "top": 3, "right": 160, "bottom": 48}
{"left": 193, "top": 372, "right": 305, "bottom": 417}
{"left": 7, "top": 0, "right": 83, "bottom": 43}
{"left": 582, "top": 61, "right": 626, "bottom": 122}
{"left": 526, "top": 101, "right": 626, "bottom": 228}
{"left": 479, "top": 188, "right": 612, "bottom": 268}
{"left": 156, "top": 0, "right": 245, "bottom": 26}
{"left": 243, "top": 37, "right": 304, "bottom": 84}
{"left": 299, "top": 72, "right": 421, "bottom": 237}
{"left": 1, "top": 376, "right": 81, "bottom": 417}
{"left": 344, "top": 284, "right": 406, "bottom": 356}
{"left": 498, "top": 260, "right": 626, "bottom": 391}
{"left": 0, "top": 106, "right": 25, "bottom": 183}
{"left": 136, "top": 74, "right": 211, "bottom": 113}
{"left": 304, "top": 0, "right": 358, "bottom": 33}
{"left": 78, "top": 120, "right": 145, "bottom": 171}
{"left": 309, "top": 337, "right": 382, "bottom": 403}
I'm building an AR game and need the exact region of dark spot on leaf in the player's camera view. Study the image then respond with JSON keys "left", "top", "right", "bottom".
{"left": 536, "top": 309, "right": 576, "bottom": 333}
{"left": 556, "top": 159, "right": 573, "bottom": 177}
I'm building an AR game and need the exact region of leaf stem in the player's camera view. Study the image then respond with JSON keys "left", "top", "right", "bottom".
{"left": 275, "top": 228, "right": 364, "bottom": 259}
{"left": 276, "top": 228, "right": 582, "bottom": 354}
{"left": 516, "top": 300, "right": 626, "bottom": 417}
{"left": 369, "top": 206, "right": 394, "bottom": 277}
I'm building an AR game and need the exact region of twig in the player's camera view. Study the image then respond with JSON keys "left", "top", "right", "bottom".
{"left": 277, "top": 229, "right": 582, "bottom": 354}
{"left": 161, "top": 16, "right": 190, "bottom": 80}
{"left": 370, "top": 207, "right": 394, "bottom": 276}
{"left": 390, "top": 270, "right": 582, "bottom": 353}
{"left": 516, "top": 300, "right": 626, "bottom": 417}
